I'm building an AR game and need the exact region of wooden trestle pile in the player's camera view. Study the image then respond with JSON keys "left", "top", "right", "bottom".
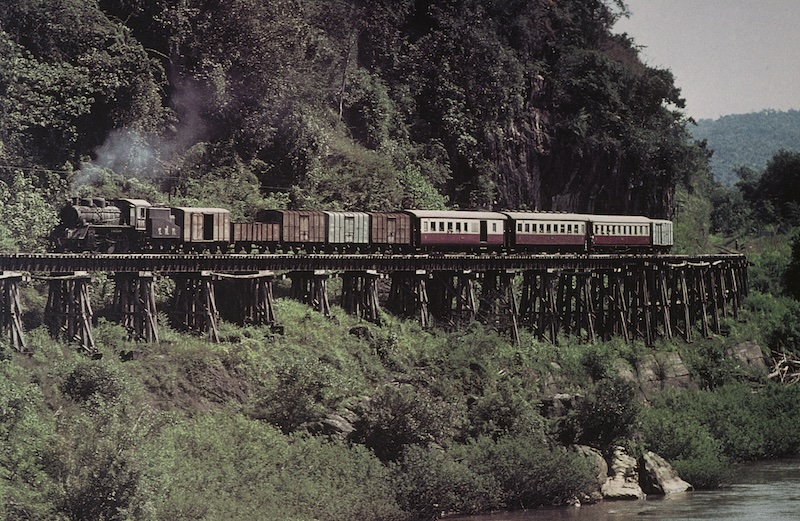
{"left": 0, "top": 256, "right": 747, "bottom": 355}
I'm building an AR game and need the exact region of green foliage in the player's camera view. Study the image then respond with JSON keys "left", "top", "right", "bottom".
{"left": 393, "top": 435, "right": 594, "bottom": 519}
{"left": 0, "top": 362, "right": 55, "bottom": 519}
{"left": 740, "top": 291, "right": 800, "bottom": 356}
{"left": 59, "top": 359, "right": 128, "bottom": 406}
{"left": 2, "top": 0, "right": 692, "bottom": 218}
{"left": 249, "top": 358, "right": 335, "bottom": 434}
{"left": 784, "top": 231, "right": 800, "bottom": 299}
{"left": 641, "top": 383, "right": 800, "bottom": 488}
{"left": 353, "top": 383, "right": 465, "bottom": 462}
{"left": 456, "top": 435, "right": 595, "bottom": 510}
{"left": 557, "top": 377, "right": 640, "bottom": 451}
{"left": 142, "top": 413, "right": 402, "bottom": 521}
{"left": 0, "top": 174, "right": 61, "bottom": 252}
{"left": 393, "top": 445, "right": 499, "bottom": 520}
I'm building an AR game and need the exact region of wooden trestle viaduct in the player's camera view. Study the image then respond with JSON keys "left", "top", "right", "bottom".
{"left": 0, "top": 253, "right": 748, "bottom": 355}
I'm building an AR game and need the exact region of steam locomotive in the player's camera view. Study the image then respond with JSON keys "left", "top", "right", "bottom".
{"left": 50, "top": 197, "right": 673, "bottom": 254}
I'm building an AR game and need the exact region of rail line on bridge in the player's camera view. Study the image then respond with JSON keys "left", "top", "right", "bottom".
{"left": 0, "top": 252, "right": 746, "bottom": 273}
{"left": 0, "top": 253, "right": 748, "bottom": 355}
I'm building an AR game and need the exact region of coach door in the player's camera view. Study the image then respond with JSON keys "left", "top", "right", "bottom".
{"left": 190, "top": 213, "right": 204, "bottom": 241}
{"left": 479, "top": 220, "right": 488, "bottom": 242}
{"left": 299, "top": 214, "right": 310, "bottom": 242}
{"left": 203, "top": 214, "right": 215, "bottom": 241}
{"left": 387, "top": 216, "right": 397, "bottom": 243}
{"left": 344, "top": 215, "right": 355, "bottom": 243}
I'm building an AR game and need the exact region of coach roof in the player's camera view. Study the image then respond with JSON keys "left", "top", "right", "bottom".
{"left": 404, "top": 209, "right": 507, "bottom": 220}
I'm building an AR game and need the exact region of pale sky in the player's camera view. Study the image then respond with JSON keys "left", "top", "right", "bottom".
{"left": 613, "top": 0, "right": 800, "bottom": 120}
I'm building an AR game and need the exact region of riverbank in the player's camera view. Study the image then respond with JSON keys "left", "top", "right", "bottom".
{"left": 450, "top": 458, "right": 800, "bottom": 521}
{"left": 3, "top": 279, "right": 800, "bottom": 519}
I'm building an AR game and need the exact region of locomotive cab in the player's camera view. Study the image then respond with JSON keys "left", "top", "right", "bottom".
{"left": 114, "top": 199, "right": 151, "bottom": 231}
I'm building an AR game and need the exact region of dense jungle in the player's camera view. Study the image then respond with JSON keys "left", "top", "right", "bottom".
{"left": 3, "top": 1, "right": 800, "bottom": 520}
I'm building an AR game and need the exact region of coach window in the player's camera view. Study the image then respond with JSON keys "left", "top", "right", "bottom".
{"left": 455, "top": 222, "right": 461, "bottom": 232}
{"left": 567, "top": 224, "right": 573, "bottom": 233}
{"left": 492, "top": 222, "right": 497, "bottom": 232}
{"left": 523, "top": 223, "right": 529, "bottom": 232}
{"left": 465, "top": 222, "right": 470, "bottom": 232}
{"left": 423, "top": 221, "right": 429, "bottom": 232}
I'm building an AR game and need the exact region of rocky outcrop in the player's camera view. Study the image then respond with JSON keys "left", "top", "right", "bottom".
{"left": 571, "top": 445, "right": 693, "bottom": 501}
{"left": 636, "top": 352, "right": 695, "bottom": 399}
{"left": 601, "top": 447, "right": 646, "bottom": 500}
{"left": 639, "top": 451, "right": 692, "bottom": 495}
{"left": 572, "top": 445, "right": 606, "bottom": 503}
{"left": 729, "top": 341, "right": 767, "bottom": 373}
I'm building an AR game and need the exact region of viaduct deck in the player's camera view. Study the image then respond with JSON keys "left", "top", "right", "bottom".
{"left": 0, "top": 252, "right": 748, "bottom": 273}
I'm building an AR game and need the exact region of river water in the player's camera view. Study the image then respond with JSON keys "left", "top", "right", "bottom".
{"left": 454, "top": 459, "right": 800, "bottom": 521}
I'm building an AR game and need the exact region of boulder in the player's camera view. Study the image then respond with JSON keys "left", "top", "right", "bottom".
{"left": 729, "top": 341, "right": 767, "bottom": 373}
{"left": 640, "top": 451, "right": 692, "bottom": 495}
{"left": 540, "top": 393, "right": 583, "bottom": 419}
{"left": 572, "top": 445, "right": 607, "bottom": 502}
{"left": 601, "top": 446, "right": 645, "bottom": 500}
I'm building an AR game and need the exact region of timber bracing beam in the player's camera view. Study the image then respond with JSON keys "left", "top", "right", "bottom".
{"left": 387, "top": 270, "right": 430, "bottom": 328}
{"left": 341, "top": 271, "right": 383, "bottom": 324}
{"left": 171, "top": 272, "right": 220, "bottom": 342}
{"left": 289, "top": 271, "right": 332, "bottom": 317}
{"left": 478, "top": 270, "right": 520, "bottom": 345}
{"left": 0, "top": 272, "right": 28, "bottom": 352}
{"left": 40, "top": 272, "right": 97, "bottom": 355}
{"left": 428, "top": 270, "right": 479, "bottom": 327}
{"left": 114, "top": 272, "right": 159, "bottom": 344}
{"left": 215, "top": 271, "right": 280, "bottom": 327}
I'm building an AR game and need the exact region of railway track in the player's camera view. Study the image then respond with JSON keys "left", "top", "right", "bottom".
{"left": 0, "top": 252, "right": 747, "bottom": 273}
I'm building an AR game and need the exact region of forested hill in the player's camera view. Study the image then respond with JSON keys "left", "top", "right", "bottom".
{"left": 691, "top": 110, "right": 800, "bottom": 187}
{"left": 0, "top": 0, "right": 704, "bottom": 251}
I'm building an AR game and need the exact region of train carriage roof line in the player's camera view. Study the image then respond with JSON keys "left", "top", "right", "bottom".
{"left": 322, "top": 211, "right": 370, "bottom": 217}
{"left": 404, "top": 209, "right": 507, "bottom": 219}
{"left": 114, "top": 198, "right": 152, "bottom": 207}
{"left": 502, "top": 211, "right": 595, "bottom": 221}
{"left": 170, "top": 207, "right": 230, "bottom": 213}
{"left": 587, "top": 215, "right": 655, "bottom": 223}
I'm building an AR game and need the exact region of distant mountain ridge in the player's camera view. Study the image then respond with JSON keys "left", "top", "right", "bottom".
{"left": 690, "top": 109, "right": 800, "bottom": 186}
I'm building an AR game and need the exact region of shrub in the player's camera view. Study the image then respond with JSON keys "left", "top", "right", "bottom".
{"left": 392, "top": 445, "right": 499, "bottom": 520}
{"left": 557, "top": 376, "right": 639, "bottom": 451}
{"left": 455, "top": 434, "right": 595, "bottom": 510}
{"left": 59, "top": 360, "right": 127, "bottom": 406}
{"left": 639, "top": 402, "right": 731, "bottom": 488}
{"left": 249, "top": 358, "right": 334, "bottom": 433}
{"left": 353, "top": 383, "right": 465, "bottom": 462}
{"left": 141, "top": 413, "right": 403, "bottom": 521}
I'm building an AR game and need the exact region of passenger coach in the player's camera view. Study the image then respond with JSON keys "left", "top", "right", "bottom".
{"left": 503, "top": 212, "right": 589, "bottom": 252}
{"left": 405, "top": 210, "right": 506, "bottom": 251}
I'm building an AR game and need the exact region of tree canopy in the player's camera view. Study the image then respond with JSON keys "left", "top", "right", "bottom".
{"left": 0, "top": 0, "right": 702, "bottom": 249}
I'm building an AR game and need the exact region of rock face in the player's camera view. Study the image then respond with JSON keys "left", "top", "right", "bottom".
{"left": 640, "top": 451, "right": 693, "bottom": 495}
{"left": 729, "top": 341, "right": 767, "bottom": 373}
{"left": 636, "top": 352, "right": 695, "bottom": 399}
{"left": 601, "top": 447, "right": 646, "bottom": 500}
